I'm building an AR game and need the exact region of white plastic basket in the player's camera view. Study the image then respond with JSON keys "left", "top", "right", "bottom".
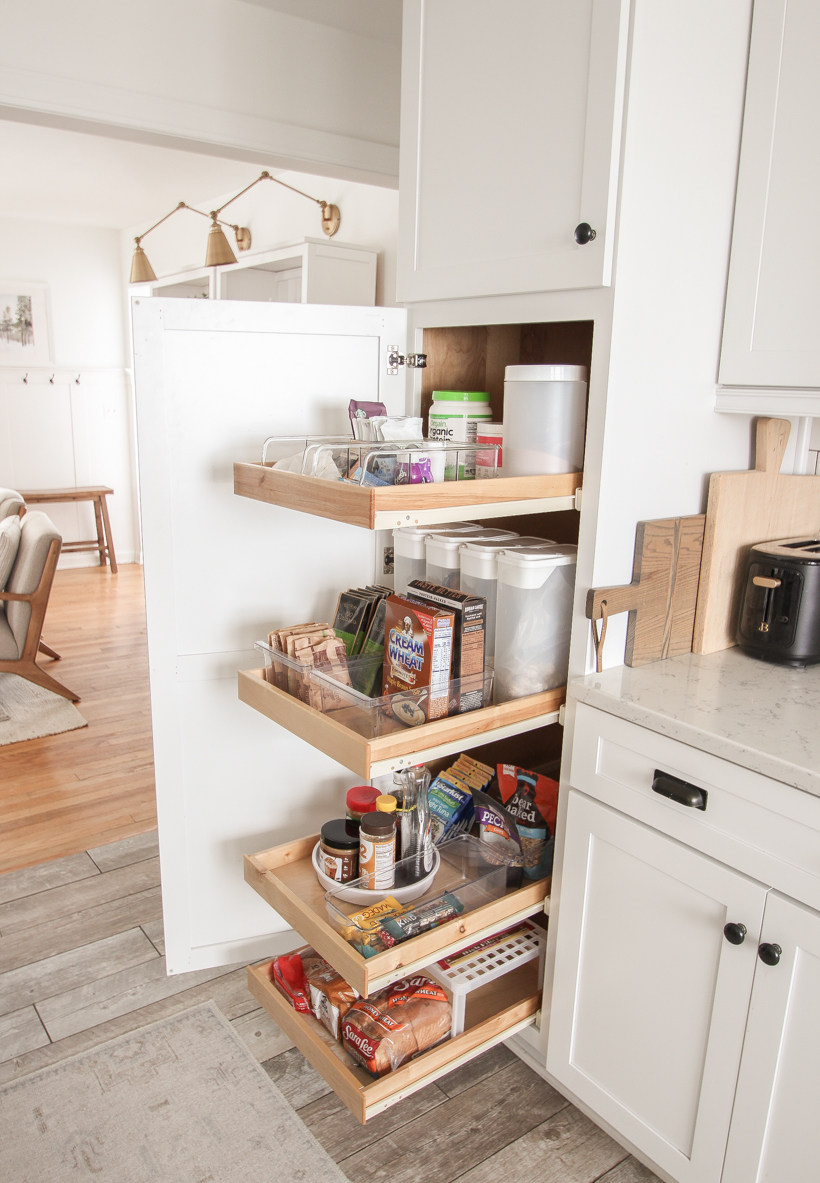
{"left": 424, "top": 920, "right": 546, "bottom": 1036}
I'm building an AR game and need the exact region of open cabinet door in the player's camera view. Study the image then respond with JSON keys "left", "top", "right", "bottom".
{"left": 132, "top": 298, "right": 407, "bottom": 973}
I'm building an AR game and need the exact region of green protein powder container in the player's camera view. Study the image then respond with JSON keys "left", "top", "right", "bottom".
{"left": 428, "top": 391, "right": 492, "bottom": 480}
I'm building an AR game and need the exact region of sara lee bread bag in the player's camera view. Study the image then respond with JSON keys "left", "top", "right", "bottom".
{"left": 342, "top": 975, "right": 452, "bottom": 1076}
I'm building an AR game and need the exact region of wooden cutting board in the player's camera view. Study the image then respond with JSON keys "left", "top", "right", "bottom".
{"left": 586, "top": 515, "right": 705, "bottom": 667}
{"left": 693, "top": 418, "right": 820, "bottom": 654}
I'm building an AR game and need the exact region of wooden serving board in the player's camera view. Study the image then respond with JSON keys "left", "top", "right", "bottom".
{"left": 586, "top": 515, "right": 705, "bottom": 667}
{"left": 693, "top": 418, "right": 820, "bottom": 654}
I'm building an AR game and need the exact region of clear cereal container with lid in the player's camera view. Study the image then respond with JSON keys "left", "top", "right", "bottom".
{"left": 458, "top": 536, "right": 556, "bottom": 665}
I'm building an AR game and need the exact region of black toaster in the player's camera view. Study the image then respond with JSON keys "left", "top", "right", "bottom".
{"left": 737, "top": 536, "right": 820, "bottom": 666}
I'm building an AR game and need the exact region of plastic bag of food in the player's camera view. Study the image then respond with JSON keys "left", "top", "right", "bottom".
{"left": 301, "top": 950, "right": 360, "bottom": 1040}
{"left": 492, "top": 764, "right": 559, "bottom": 880}
{"left": 342, "top": 976, "right": 452, "bottom": 1077}
{"left": 471, "top": 788, "right": 523, "bottom": 866}
{"left": 269, "top": 951, "right": 311, "bottom": 1013}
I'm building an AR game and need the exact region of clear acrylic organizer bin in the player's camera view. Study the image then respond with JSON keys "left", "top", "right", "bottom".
{"left": 255, "top": 640, "right": 494, "bottom": 739}
{"left": 324, "top": 834, "right": 524, "bottom": 955}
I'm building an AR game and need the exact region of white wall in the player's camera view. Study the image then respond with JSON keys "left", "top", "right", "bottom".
{"left": 124, "top": 167, "right": 400, "bottom": 307}
{"left": 0, "top": 217, "right": 139, "bottom": 564}
{"left": 0, "top": 0, "right": 401, "bottom": 185}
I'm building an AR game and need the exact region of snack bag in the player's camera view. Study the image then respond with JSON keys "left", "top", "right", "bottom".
{"left": 341, "top": 976, "right": 451, "bottom": 1076}
{"left": 269, "top": 951, "right": 311, "bottom": 1013}
{"left": 471, "top": 788, "right": 523, "bottom": 867}
{"left": 493, "top": 765, "right": 560, "bottom": 880}
{"left": 301, "top": 951, "right": 359, "bottom": 1041}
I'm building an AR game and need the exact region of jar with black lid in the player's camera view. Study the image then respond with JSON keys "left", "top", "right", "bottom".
{"left": 319, "top": 819, "right": 360, "bottom": 883}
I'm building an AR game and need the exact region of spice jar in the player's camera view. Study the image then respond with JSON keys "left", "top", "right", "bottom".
{"left": 376, "top": 794, "right": 400, "bottom": 860}
{"left": 359, "top": 811, "right": 396, "bottom": 890}
{"left": 319, "top": 819, "right": 360, "bottom": 883}
{"left": 346, "top": 785, "right": 381, "bottom": 826}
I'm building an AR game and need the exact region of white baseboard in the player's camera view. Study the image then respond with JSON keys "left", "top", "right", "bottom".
{"left": 57, "top": 551, "right": 142, "bottom": 569}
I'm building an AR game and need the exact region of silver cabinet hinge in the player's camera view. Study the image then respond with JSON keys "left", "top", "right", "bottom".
{"left": 387, "top": 348, "right": 427, "bottom": 376}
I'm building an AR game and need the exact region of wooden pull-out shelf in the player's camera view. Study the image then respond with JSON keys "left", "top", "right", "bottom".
{"left": 234, "top": 462, "right": 581, "bottom": 530}
{"left": 248, "top": 957, "right": 540, "bottom": 1123}
{"left": 238, "top": 668, "right": 565, "bottom": 779}
{"left": 245, "top": 835, "right": 549, "bottom": 997}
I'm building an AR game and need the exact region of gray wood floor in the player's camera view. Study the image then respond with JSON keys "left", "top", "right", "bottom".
{"left": 0, "top": 831, "right": 659, "bottom": 1183}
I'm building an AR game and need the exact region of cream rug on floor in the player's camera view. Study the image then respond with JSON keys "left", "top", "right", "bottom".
{"left": 0, "top": 1002, "right": 348, "bottom": 1183}
{"left": 0, "top": 671, "right": 87, "bottom": 745}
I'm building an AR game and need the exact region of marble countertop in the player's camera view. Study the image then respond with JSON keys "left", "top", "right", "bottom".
{"left": 569, "top": 647, "right": 820, "bottom": 797}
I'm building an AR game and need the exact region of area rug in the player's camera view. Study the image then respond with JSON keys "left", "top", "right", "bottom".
{"left": 0, "top": 671, "right": 87, "bottom": 745}
{"left": 0, "top": 1002, "right": 348, "bottom": 1182}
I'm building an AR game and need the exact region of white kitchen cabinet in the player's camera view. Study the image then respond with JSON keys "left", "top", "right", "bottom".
{"left": 722, "top": 890, "right": 820, "bottom": 1183}
{"left": 547, "top": 789, "right": 767, "bottom": 1183}
{"left": 396, "top": 0, "right": 629, "bottom": 303}
{"left": 719, "top": 0, "right": 820, "bottom": 388}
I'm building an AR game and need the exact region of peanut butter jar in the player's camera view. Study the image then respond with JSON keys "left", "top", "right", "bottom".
{"left": 319, "top": 819, "right": 360, "bottom": 883}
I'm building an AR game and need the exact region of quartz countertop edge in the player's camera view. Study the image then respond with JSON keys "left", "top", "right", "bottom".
{"left": 568, "top": 647, "right": 820, "bottom": 798}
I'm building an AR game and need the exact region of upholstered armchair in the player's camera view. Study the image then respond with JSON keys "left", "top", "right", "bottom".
{"left": 0, "top": 510, "right": 79, "bottom": 702}
{"left": 0, "top": 487, "right": 25, "bottom": 520}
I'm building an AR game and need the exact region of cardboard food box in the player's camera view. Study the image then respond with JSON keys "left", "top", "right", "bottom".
{"left": 408, "top": 581, "right": 486, "bottom": 713}
{"left": 382, "top": 595, "right": 454, "bottom": 724}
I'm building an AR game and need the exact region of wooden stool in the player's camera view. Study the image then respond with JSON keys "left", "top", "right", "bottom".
{"left": 19, "top": 486, "right": 119, "bottom": 574}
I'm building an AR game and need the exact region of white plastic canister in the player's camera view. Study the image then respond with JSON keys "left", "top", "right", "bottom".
{"left": 494, "top": 545, "right": 577, "bottom": 703}
{"left": 502, "top": 365, "right": 587, "bottom": 477}
{"left": 425, "top": 529, "right": 519, "bottom": 590}
{"left": 459, "top": 536, "right": 556, "bottom": 664}
{"left": 428, "top": 391, "right": 492, "bottom": 480}
{"left": 392, "top": 524, "right": 484, "bottom": 596}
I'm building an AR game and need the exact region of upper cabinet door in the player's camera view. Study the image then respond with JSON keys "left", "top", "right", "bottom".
{"left": 720, "top": 0, "right": 820, "bottom": 388}
{"left": 396, "top": 0, "right": 629, "bottom": 303}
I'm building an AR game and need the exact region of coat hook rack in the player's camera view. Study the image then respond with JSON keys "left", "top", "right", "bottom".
{"left": 49, "top": 374, "right": 55, "bottom": 384}
{"left": 75, "top": 375, "right": 81, "bottom": 385}
{"left": 22, "top": 373, "right": 28, "bottom": 384}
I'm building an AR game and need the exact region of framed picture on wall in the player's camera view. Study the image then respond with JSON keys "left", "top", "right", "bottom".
{"left": 0, "top": 281, "right": 52, "bottom": 366}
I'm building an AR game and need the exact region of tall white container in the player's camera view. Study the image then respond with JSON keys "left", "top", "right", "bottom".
{"left": 393, "top": 523, "right": 483, "bottom": 596}
{"left": 459, "top": 536, "right": 556, "bottom": 664}
{"left": 503, "top": 365, "right": 587, "bottom": 476}
{"left": 425, "top": 529, "right": 519, "bottom": 590}
{"left": 494, "top": 545, "right": 577, "bottom": 703}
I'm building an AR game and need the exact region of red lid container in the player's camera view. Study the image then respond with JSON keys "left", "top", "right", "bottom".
{"left": 346, "top": 785, "right": 381, "bottom": 822}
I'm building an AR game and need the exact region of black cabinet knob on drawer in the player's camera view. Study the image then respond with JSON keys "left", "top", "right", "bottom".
{"left": 724, "top": 923, "right": 747, "bottom": 945}
{"left": 652, "top": 770, "right": 708, "bottom": 810}
{"left": 758, "top": 943, "right": 782, "bottom": 966}
{"left": 574, "top": 222, "right": 597, "bottom": 244}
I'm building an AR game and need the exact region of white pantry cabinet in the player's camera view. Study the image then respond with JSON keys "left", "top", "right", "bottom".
{"left": 396, "top": 0, "right": 629, "bottom": 303}
{"left": 547, "top": 790, "right": 766, "bottom": 1183}
{"left": 719, "top": 0, "right": 820, "bottom": 389}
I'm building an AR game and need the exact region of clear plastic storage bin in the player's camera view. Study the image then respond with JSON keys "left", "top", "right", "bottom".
{"left": 425, "top": 529, "right": 519, "bottom": 590}
{"left": 255, "top": 640, "right": 494, "bottom": 738}
{"left": 459, "top": 536, "right": 556, "bottom": 665}
{"left": 324, "top": 834, "right": 523, "bottom": 955}
{"left": 493, "top": 544, "right": 577, "bottom": 702}
{"left": 392, "top": 524, "right": 483, "bottom": 597}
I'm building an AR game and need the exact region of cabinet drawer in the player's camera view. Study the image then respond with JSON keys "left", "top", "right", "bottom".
{"left": 245, "top": 835, "right": 550, "bottom": 997}
{"left": 248, "top": 957, "right": 539, "bottom": 1124}
{"left": 570, "top": 703, "right": 820, "bottom": 910}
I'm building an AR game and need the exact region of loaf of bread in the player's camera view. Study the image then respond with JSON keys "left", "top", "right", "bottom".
{"left": 341, "top": 976, "right": 451, "bottom": 1076}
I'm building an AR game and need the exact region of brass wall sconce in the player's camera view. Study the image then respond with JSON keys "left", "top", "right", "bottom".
{"left": 129, "top": 171, "right": 341, "bottom": 284}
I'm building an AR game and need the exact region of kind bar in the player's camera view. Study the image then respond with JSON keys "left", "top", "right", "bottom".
{"left": 408, "top": 581, "right": 485, "bottom": 713}
{"left": 382, "top": 595, "right": 454, "bottom": 723}
{"left": 378, "top": 892, "right": 464, "bottom": 947}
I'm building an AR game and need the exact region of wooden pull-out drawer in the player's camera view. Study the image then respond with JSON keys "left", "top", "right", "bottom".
{"left": 248, "top": 956, "right": 540, "bottom": 1124}
{"left": 245, "top": 835, "right": 550, "bottom": 997}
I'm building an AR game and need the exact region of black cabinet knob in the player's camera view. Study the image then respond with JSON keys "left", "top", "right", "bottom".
{"left": 574, "top": 222, "right": 597, "bottom": 244}
{"left": 758, "top": 943, "right": 782, "bottom": 966}
{"left": 724, "top": 923, "right": 747, "bottom": 945}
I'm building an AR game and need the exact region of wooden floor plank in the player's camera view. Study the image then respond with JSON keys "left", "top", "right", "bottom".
{"left": 36, "top": 956, "right": 242, "bottom": 1042}
{"left": 298, "top": 1079, "right": 449, "bottom": 1164}
{"left": 0, "top": 565, "right": 157, "bottom": 874}
{"left": 0, "top": 1004, "right": 50, "bottom": 1063}
{"left": 87, "top": 830, "right": 159, "bottom": 873}
{"left": 337, "top": 1059, "right": 569, "bottom": 1183}
{"left": 230, "top": 1007, "right": 294, "bottom": 1063}
{"left": 140, "top": 918, "right": 165, "bottom": 956}
{"left": 456, "top": 1106, "right": 629, "bottom": 1183}
{"left": 0, "top": 857, "right": 160, "bottom": 935}
{"left": 598, "top": 1159, "right": 661, "bottom": 1183}
{"left": 262, "top": 1045, "right": 335, "bottom": 1110}
{"left": 0, "top": 851, "right": 99, "bottom": 906}
{"left": 0, "top": 928, "right": 158, "bottom": 1017}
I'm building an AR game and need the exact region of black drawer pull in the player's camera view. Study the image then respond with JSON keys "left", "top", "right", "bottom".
{"left": 652, "top": 770, "right": 708, "bottom": 810}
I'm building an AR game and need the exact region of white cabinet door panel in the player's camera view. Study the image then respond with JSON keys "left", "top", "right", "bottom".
{"left": 133, "top": 297, "right": 407, "bottom": 973}
{"left": 723, "top": 891, "right": 820, "bottom": 1183}
{"left": 547, "top": 791, "right": 767, "bottom": 1183}
{"left": 396, "top": 0, "right": 628, "bottom": 302}
{"left": 720, "top": 0, "right": 820, "bottom": 387}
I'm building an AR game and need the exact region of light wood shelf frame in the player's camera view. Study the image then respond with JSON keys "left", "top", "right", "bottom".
{"left": 248, "top": 959, "right": 539, "bottom": 1122}
{"left": 238, "top": 668, "right": 565, "bottom": 779}
{"left": 234, "top": 462, "right": 581, "bottom": 530}
{"left": 244, "top": 834, "right": 550, "bottom": 997}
